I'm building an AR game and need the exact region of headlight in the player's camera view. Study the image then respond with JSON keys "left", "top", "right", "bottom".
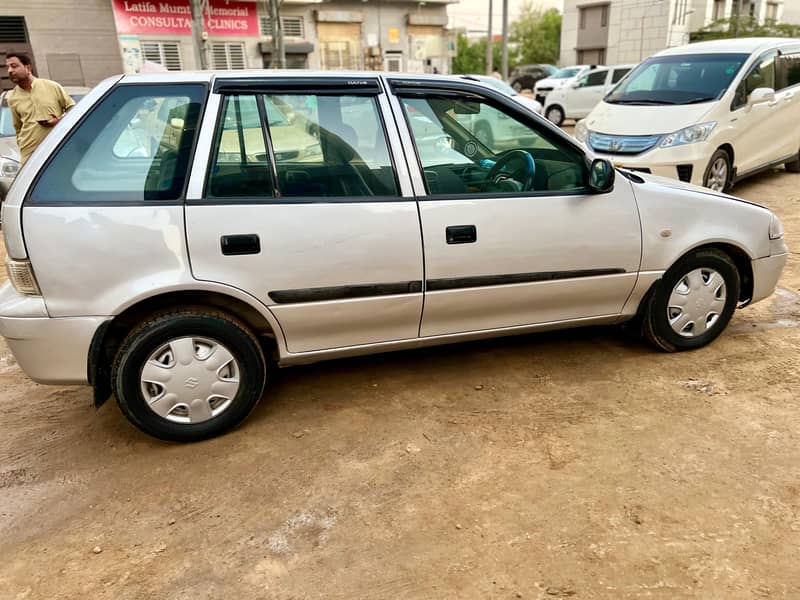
{"left": 574, "top": 120, "right": 588, "bottom": 143}
{"left": 0, "top": 156, "right": 20, "bottom": 179}
{"left": 769, "top": 214, "right": 784, "bottom": 240}
{"left": 659, "top": 122, "right": 716, "bottom": 148}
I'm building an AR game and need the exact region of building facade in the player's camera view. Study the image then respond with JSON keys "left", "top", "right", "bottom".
{"left": 560, "top": 0, "right": 791, "bottom": 67}
{"left": 2, "top": 0, "right": 455, "bottom": 92}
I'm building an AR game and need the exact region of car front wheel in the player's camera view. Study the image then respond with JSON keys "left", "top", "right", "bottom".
{"left": 642, "top": 249, "right": 740, "bottom": 352}
{"left": 545, "top": 105, "right": 564, "bottom": 126}
{"left": 112, "top": 308, "right": 267, "bottom": 442}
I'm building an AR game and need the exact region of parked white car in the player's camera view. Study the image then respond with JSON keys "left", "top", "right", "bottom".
{"left": 467, "top": 74, "right": 543, "bottom": 114}
{"left": 575, "top": 38, "right": 800, "bottom": 191}
{"left": 534, "top": 65, "right": 594, "bottom": 104}
{"left": 543, "top": 64, "right": 635, "bottom": 125}
{"left": 0, "top": 71, "right": 787, "bottom": 441}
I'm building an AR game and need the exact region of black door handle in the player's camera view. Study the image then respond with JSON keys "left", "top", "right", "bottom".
{"left": 446, "top": 225, "right": 477, "bottom": 244}
{"left": 221, "top": 234, "right": 261, "bottom": 255}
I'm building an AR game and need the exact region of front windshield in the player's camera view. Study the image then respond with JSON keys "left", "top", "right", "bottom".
{"left": 605, "top": 53, "right": 749, "bottom": 105}
{"left": 543, "top": 65, "right": 558, "bottom": 76}
{"left": 0, "top": 105, "right": 14, "bottom": 137}
{"left": 553, "top": 67, "right": 581, "bottom": 79}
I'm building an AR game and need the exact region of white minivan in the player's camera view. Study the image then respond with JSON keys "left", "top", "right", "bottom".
{"left": 575, "top": 38, "right": 800, "bottom": 191}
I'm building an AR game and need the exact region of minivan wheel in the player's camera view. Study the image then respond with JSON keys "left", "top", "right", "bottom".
{"left": 112, "top": 309, "right": 266, "bottom": 442}
{"left": 703, "top": 149, "right": 732, "bottom": 192}
{"left": 642, "top": 249, "right": 740, "bottom": 352}
{"left": 785, "top": 150, "right": 800, "bottom": 173}
{"left": 545, "top": 105, "right": 564, "bottom": 126}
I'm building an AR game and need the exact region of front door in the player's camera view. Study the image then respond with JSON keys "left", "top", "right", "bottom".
{"left": 569, "top": 68, "right": 611, "bottom": 118}
{"left": 389, "top": 84, "right": 641, "bottom": 337}
{"left": 186, "top": 78, "right": 424, "bottom": 354}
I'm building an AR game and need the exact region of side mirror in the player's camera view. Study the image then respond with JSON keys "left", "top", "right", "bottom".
{"left": 748, "top": 87, "right": 775, "bottom": 107}
{"left": 571, "top": 81, "right": 581, "bottom": 89}
{"left": 588, "top": 158, "right": 615, "bottom": 193}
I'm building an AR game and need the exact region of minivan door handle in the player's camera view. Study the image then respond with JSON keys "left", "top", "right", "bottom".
{"left": 446, "top": 225, "right": 477, "bottom": 244}
{"left": 221, "top": 234, "right": 261, "bottom": 255}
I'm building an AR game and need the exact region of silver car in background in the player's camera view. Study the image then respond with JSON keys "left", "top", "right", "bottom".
{"left": 0, "top": 72, "right": 787, "bottom": 442}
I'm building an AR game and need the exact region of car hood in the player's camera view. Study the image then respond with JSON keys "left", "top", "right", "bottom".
{"left": 624, "top": 169, "right": 765, "bottom": 209}
{"left": 584, "top": 101, "right": 717, "bottom": 136}
{"left": 0, "top": 136, "right": 20, "bottom": 163}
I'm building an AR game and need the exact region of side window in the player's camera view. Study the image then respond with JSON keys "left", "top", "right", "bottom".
{"left": 265, "top": 93, "right": 398, "bottom": 198}
{"left": 611, "top": 68, "right": 630, "bottom": 84}
{"left": 777, "top": 51, "right": 800, "bottom": 90}
{"left": 733, "top": 53, "right": 777, "bottom": 110}
{"left": 206, "top": 95, "right": 272, "bottom": 198}
{"left": 585, "top": 70, "right": 608, "bottom": 87}
{"left": 32, "top": 84, "right": 204, "bottom": 203}
{"left": 401, "top": 95, "right": 587, "bottom": 196}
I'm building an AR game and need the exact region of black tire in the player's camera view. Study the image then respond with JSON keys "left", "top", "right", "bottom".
{"left": 475, "top": 122, "right": 494, "bottom": 147}
{"left": 112, "top": 308, "right": 267, "bottom": 442}
{"left": 703, "top": 148, "right": 732, "bottom": 192}
{"left": 785, "top": 150, "right": 800, "bottom": 173}
{"left": 642, "top": 249, "right": 740, "bottom": 352}
{"left": 511, "top": 80, "right": 523, "bottom": 92}
{"left": 545, "top": 105, "right": 564, "bottom": 126}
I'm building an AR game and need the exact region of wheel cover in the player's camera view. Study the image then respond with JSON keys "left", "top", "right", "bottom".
{"left": 140, "top": 336, "right": 240, "bottom": 424}
{"left": 546, "top": 107, "right": 562, "bottom": 124}
{"left": 667, "top": 268, "right": 727, "bottom": 338}
{"left": 706, "top": 157, "right": 728, "bottom": 192}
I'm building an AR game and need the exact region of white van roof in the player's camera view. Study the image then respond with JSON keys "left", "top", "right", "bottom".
{"left": 655, "top": 37, "right": 800, "bottom": 57}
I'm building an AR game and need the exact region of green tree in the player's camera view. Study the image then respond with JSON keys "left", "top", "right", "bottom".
{"left": 691, "top": 17, "right": 800, "bottom": 42}
{"left": 511, "top": 3, "right": 562, "bottom": 66}
{"left": 451, "top": 33, "right": 486, "bottom": 74}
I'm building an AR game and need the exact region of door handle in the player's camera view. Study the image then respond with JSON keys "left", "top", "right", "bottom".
{"left": 221, "top": 234, "right": 261, "bottom": 255}
{"left": 446, "top": 225, "right": 477, "bottom": 244}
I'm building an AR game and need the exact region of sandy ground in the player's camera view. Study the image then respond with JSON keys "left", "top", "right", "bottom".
{"left": 1, "top": 167, "right": 800, "bottom": 599}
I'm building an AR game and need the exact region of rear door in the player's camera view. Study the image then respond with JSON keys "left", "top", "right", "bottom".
{"left": 186, "top": 77, "right": 424, "bottom": 354}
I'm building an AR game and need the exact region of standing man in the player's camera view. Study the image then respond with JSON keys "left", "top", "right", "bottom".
{"left": 5, "top": 53, "right": 74, "bottom": 164}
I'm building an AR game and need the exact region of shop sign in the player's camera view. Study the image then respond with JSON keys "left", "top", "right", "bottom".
{"left": 112, "top": 0, "right": 258, "bottom": 37}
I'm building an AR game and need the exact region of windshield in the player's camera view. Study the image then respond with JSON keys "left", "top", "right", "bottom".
{"left": 543, "top": 65, "right": 558, "bottom": 76}
{"left": 605, "top": 53, "right": 749, "bottom": 105}
{"left": 479, "top": 77, "right": 518, "bottom": 96}
{"left": 553, "top": 67, "right": 582, "bottom": 79}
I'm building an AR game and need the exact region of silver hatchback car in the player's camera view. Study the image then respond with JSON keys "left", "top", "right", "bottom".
{"left": 0, "top": 71, "right": 788, "bottom": 441}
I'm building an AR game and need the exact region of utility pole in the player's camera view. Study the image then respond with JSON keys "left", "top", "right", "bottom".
{"left": 268, "top": 0, "right": 286, "bottom": 68}
{"left": 501, "top": 0, "right": 509, "bottom": 80}
{"left": 190, "top": 0, "right": 210, "bottom": 69}
{"left": 486, "top": 0, "right": 494, "bottom": 75}
{"left": 732, "top": 0, "right": 742, "bottom": 37}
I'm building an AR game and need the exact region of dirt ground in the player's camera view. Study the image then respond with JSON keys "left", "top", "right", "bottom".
{"left": 2, "top": 167, "right": 800, "bottom": 600}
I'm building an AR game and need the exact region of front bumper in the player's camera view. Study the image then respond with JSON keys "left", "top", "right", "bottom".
{"left": 586, "top": 140, "right": 714, "bottom": 187}
{"left": 0, "top": 283, "right": 108, "bottom": 384}
{"left": 750, "top": 252, "right": 788, "bottom": 305}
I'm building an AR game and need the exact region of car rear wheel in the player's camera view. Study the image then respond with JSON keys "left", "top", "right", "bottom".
{"left": 642, "top": 249, "right": 740, "bottom": 352}
{"left": 703, "top": 149, "right": 732, "bottom": 192}
{"left": 545, "top": 105, "right": 564, "bottom": 126}
{"left": 112, "top": 308, "right": 266, "bottom": 442}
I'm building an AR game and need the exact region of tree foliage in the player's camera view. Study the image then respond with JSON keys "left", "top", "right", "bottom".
{"left": 451, "top": 2, "right": 562, "bottom": 75}
{"left": 691, "top": 17, "right": 800, "bottom": 42}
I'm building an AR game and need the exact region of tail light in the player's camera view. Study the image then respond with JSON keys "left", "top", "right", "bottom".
{"left": 6, "top": 258, "right": 41, "bottom": 296}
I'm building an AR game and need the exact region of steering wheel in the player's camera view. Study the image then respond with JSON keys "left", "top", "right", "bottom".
{"left": 485, "top": 150, "right": 536, "bottom": 192}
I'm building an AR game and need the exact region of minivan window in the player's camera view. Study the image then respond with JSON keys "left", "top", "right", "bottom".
{"left": 777, "top": 51, "right": 800, "bottom": 90}
{"left": 31, "top": 84, "right": 204, "bottom": 203}
{"left": 732, "top": 53, "right": 777, "bottom": 110}
{"left": 605, "top": 53, "right": 748, "bottom": 105}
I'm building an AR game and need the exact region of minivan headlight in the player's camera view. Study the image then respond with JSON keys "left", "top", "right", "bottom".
{"left": 769, "top": 214, "right": 784, "bottom": 240}
{"left": 659, "top": 122, "right": 717, "bottom": 148}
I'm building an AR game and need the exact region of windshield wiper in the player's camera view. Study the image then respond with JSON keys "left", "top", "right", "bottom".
{"left": 607, "top": 99, "right": 677, "bottom": 105}
{"left": 679, "top": 97, "right": 716, "bottom": 105}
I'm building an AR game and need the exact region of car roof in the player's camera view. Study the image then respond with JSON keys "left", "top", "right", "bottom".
{"left": 654, "top": 37, "right": 800, "bottom": 57}
{"left": 119, "top": 70, "right": 509, "bottom": 85}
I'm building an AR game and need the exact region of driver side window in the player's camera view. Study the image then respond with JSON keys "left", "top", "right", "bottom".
{"left": 400, "top": 95, "right": 587, "bottom": 196}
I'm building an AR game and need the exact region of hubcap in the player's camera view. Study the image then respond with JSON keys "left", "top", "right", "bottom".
{"left": 706, "top": 157, "right": 728, "bottom": 192}
{"left": 667, "top": 268, "right": 727, "bottom": 338}
{"left": 140, "top": 337, "right": 240, "bottom": 424}
{"left": 546, "top": 108, "right": 562, "bottom": 124}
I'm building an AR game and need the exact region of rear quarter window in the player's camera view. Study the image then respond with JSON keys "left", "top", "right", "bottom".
{"left": 30, "top": 84, "right": 205, "bottom": 203}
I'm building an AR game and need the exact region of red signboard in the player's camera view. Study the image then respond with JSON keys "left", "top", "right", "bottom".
{"left": 112, "top": 0, "right": 259, "bottom": 37}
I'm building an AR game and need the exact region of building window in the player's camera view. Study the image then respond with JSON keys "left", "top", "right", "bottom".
{"left": 766, "top": 2, "right": 779, "bottom": 22}
{"left": 579, "top": 7, "right": 587, "bottom": 29}
{"left": 321, "top": 41, "right": 359, "bottom": 70}
{"left": 601, "top": 5, "right": 609, "bottom": 27}
{"left": 141, "top": 42, "right": 182, "bottom": 71}
{"left": 260, "top": 16, "right": 305, "bottom": 38}
{"left": 577, "top": 48, "right": 606, "bottom": 65}
{"left": 0, "top": 16, "right": 28, "bottom": 43}
{"left": 212, "top": 42, "right": 246, "bottom": 70}
{"left": 673, "top": 0, "right": 689, "bottom": 25}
